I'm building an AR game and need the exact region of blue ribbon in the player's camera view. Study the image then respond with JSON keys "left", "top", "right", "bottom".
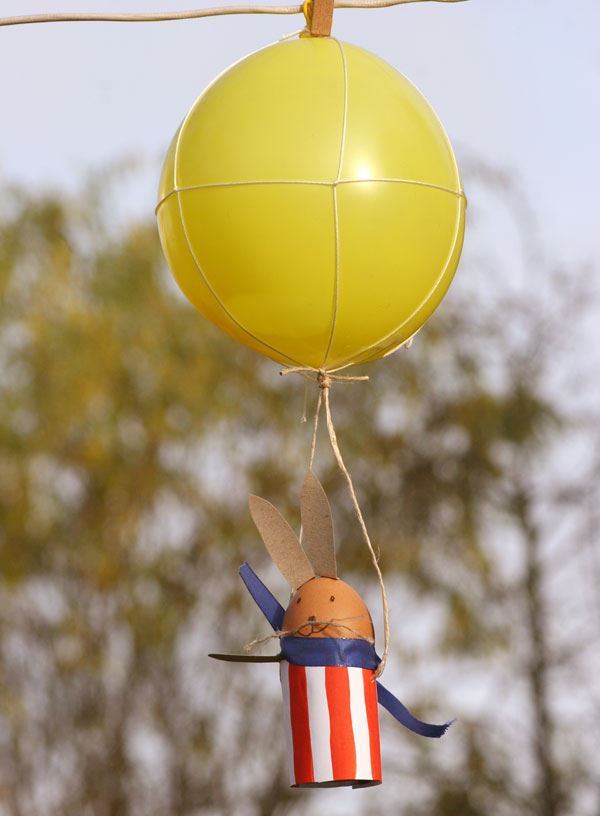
{"left": 239, "top": 562, "right": 452, "bottom": 739}
{"left": 376, "top": 682, "right": 453, "bottom": 738}
{"left": 239, "top": 562, "right": 285, "bottom": 631}
{"left": 281, "top": 635, "right": 380, "bottom": 669}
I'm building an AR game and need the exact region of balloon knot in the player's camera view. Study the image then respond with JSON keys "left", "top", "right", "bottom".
{"left": 317, "top": 369, "right": 331, "bottom": 390}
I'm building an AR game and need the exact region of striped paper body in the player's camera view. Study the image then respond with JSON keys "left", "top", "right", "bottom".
{"left": 280, "top": 660, "right": 382, "bottom": 787}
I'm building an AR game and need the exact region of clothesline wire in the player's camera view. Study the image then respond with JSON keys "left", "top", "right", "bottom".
{"left": 0, "top": 0, "right": 467, "bottom": 28}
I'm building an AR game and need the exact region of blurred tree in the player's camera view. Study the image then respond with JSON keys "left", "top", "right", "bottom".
{"left": 0, "top": 164, "right": 598, "bottom": 816}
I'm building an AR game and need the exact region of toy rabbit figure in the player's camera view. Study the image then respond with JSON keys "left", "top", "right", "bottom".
{"left": 210, "top": 472, "right": 451, "bottom": 789}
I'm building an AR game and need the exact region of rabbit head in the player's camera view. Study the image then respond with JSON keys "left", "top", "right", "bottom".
{"left": 249, "top": 472, "right": 374, "bottom": 642}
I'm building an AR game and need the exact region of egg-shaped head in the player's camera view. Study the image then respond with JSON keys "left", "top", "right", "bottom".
{"left": 283, "top": 576, "right": 373, "bottom": 640}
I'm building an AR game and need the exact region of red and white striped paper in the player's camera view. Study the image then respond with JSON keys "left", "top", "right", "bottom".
{"left": 280, "top": 660, "right": 382, "bottom": 787}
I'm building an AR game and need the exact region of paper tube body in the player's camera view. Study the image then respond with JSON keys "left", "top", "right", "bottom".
{"left": 280, "top": 661, "right": 382, "bottom": 788}
{"left": 236, "top": 563, "right": 452, "bottom": 786}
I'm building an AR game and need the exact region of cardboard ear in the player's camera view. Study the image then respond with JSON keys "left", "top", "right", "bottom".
{"left": 300, "top": 471, "right": 337, "bottom": 579}
{"left": 248, "top": 495, "right": 315, "bottom": 590}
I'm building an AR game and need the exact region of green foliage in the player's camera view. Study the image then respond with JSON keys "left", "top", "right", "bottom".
{"left": 0, "top": 173, "right": 596, "bottom": 816}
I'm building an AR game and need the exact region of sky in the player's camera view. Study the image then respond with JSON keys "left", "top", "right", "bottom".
{"left": 1, "top": 0, "right": 599, "bottom": 270}
{"left": 1, "top": 4, "right": 599, "bottom": 813}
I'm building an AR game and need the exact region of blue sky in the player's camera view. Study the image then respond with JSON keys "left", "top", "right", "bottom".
{"left": 1, "top": 0, "right": 599, "bottom": 268}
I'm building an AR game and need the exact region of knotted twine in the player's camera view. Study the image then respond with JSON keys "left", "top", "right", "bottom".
{"left": 280, "top": 366, "right": 390, "bottom": 678}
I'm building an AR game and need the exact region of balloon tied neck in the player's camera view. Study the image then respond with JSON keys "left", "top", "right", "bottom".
{"left": 301, "top": 0, "right": 313, "bottom": 32}
{"left": 280, "top": 367, "right": 369, "bottom": 389}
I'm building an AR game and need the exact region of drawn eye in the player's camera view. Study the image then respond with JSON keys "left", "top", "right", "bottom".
{"left": 296, "top": 597, "right": 302, "bottom": 604}
{"left": 329, "top": 595, "right": 335, "bottom": 602}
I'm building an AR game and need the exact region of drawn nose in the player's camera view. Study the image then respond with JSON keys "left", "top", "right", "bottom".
{"left": 308, "top": 615, "right": 316, "bottom": 622}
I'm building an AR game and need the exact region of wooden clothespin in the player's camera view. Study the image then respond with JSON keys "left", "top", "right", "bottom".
{"left": 304, "top": 0, "right": 334, "bottom": 37}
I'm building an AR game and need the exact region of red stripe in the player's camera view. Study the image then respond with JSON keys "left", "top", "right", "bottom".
{"left": 325, "top": 666, "right": 356, "bottom": 780}
{"left": 288, "top": 664, "right": 314, "bottom": 784}
{"left": 362, "top": 669, "right": 382, "bottom": 781}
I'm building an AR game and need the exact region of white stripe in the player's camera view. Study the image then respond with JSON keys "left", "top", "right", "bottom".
{"left": 348, "top": 667, "right": 372, "bottom": 780}
{"left": 305, "top": 666, "right": 333, "bottom": 783}
{"left": 279, "top": 661, "right": 295, "bottom": 786}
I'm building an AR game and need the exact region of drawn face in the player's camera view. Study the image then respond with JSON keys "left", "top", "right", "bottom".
{"left": 282, "top": 577, "right": 374, "bottom": 641}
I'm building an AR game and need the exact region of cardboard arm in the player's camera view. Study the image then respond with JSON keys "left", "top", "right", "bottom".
{"left": 239, "top": 562, "right": 286, "bottom": 631}
{"left": 376, "top": 681, "right": 454, "bottom": 738}
{"left": 208, "top": 653, "right": 282, "bottom": 663}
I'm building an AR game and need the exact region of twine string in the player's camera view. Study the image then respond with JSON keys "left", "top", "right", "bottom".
{"left": 0, "top": 1, "right": 468, "bottom": 29}
{"left": 308, "top": 389, "right": 323, "bottom": 470}
{"left": 280, "top": 366, "right": 389, "bottom": 678}
{"left": 156, "top": 178, "right": 465, "bottom": 217}
{"left": 321, "top": 383, "right": 390, "bottom": 678}
{"left": 280, "top": 366, "right": 369, "bottom": 386}
{"left": 244, "top": 615, "right": 375, "bottom": 653}
{"left": 298, "top": 386, "right": 321, "bottom": 547}
{"left": 300, "top": 381, "right": 310, "bottom": 423}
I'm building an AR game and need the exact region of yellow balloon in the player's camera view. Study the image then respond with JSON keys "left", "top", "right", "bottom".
{"left": 157, "top": 38, "right": 465, "bottom": 371}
